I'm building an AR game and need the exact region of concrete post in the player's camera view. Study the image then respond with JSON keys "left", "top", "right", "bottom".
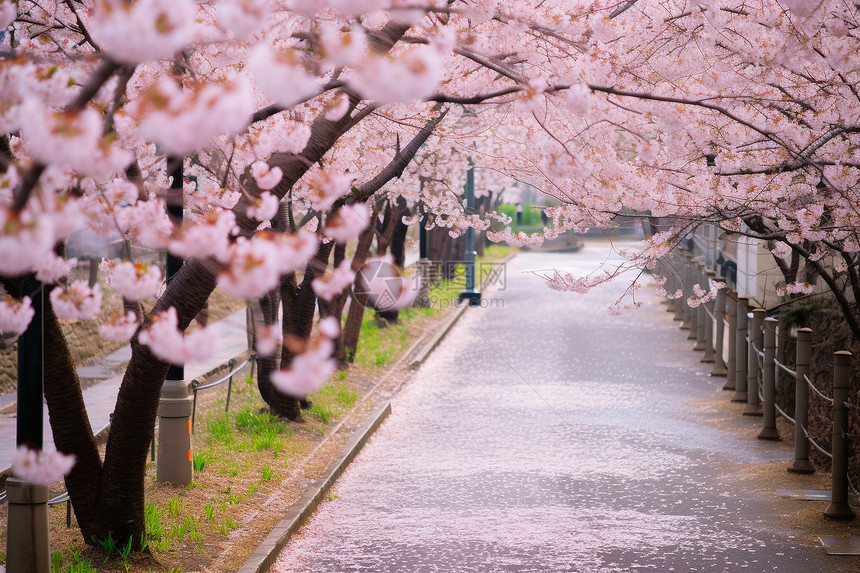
{"left": 789, "top": 328, "right": 815, "bottom": 474}
{"left": 758, "top": 317, "right": 780, "bottom": 440}
{"left": 744, "top": 309, "right": 765, "bottom": 416}
{"left": 693, "top": 265, "right": 707, "bottom": 351}
{"left": 5, "top": 478, "right": 50, "bottom": 573}
{"left": 731, "top": 296, "right": 749, "bottom": 403}
{"left": 157, "top": 378, "right": 194, "bottom": 485}
{"left": 711, "top": 282, "right": 728, "bottom": 376}
{"left": 701, "top": 271, "right": 716, "bottom": 363}
{"left": 157, "top": 158, "right": 193, "bottom": 485}
{"left": 724, "top": 290, "right": 737, "bottom": 390}
{"left": 686, "top": 263, "right": 697, "bottom": 339}
{"left": 680, "top": 255, "right": 692, "bottom": 332}
{"left": 825, "top": 351, "right": 854, "bottom": 520}
{"left": 672, "top": 257, "right": 684, "bottom": 322}
{"left": 657, "top": 258, "right": 671, "bottom": 308}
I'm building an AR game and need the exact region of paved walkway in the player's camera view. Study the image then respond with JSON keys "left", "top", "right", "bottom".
{"left": 272, "top": 243, "right": 860, "bottom": 572}
{"left": 0, "top": 308, "right": 250, "bottom": 472}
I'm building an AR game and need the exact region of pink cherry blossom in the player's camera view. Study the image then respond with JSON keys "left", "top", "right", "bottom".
{"left": 248, "top": 44, "right": 320, "bottom": 109}
{"left": 127, "top": 77, "right": 253, "bottom": 156}
{"left": 169, "top": 211, "right": 235, "bottom": 262}
{"left": 255, "top": 325, "right": 281, "bottom": 357}
{"left": 318, "top": 22, "right": 367, "bottom": 68}
{"left": 317, "top": 316, "right": 340, "bottom": 339}
{"left": 270, "top": 318, "right": 339, "bottom": 398}
{"left": 0, "top": 2, "right": 15, "bottom": 30}
{"left": 35, "top": 253, "right": 75, "bottom": 284}
{"left": 566, "top": 84, "right": 592, "bottom": 113}
{"left": 270, "top": 351, "right": 336, "bottom": 398}
{"left": 12, "top": 445, "right": 75, "bottom": 485}
{"left": 20, "top": 104, "right": 132, "bottom": 178}
{"left": 217, "top": 237, "right": 282, "bottom": 299}
{"left": 0, "top": 209, "right": 55, "bottom": 276}
{"left": 486, "top": 228, "right": 545, "bottom": 249}
{"left": 312, "top": 260, "right": 356, "bottom": 301}
{"left": 324, "top": 93, "right": 350, "bottom": 121}
{"left": 770, "top": 242, "right": 792, "bottom": 258}
{"left": 0, "top": 295, "right": 34, "bottom": 344}
{"left": 349, "top": 47, "right": 443, "bottom": 105}
{"left": 272, "top": 230, "right": 319, "bottom": 272}
{"left": 98, "top": 311, "right": 140, "bottom": 343}
{"left": 50, "top": 282, "right": 102, "bottom": 321}
{"left": 785, "top": 281, "right": 816, "bottom": 295}
{"left": 251, "top": 162, "right": 283, "bottom": 191}
{"left": 247, "top": 190, "right": 279, "bottom": 221}
{"left": 104, "top": 260, "right": 163, "bottom": 302}
{"left": 218, "top": 231, "right": 317, "bottom": 299}
{"left": 138, "top": 307, "right": 219, "bottom": 365}
{"left": 308, "top": 169, "right": 353, "bottom": 212}
{"left": 324, "top": 203, "right": 370, "bottom": 243}
{"left": 91, "top": 0, "right": 195, "bottom": 64}
{"left": 217, "top": 0, "right": 272, "bottom": 40}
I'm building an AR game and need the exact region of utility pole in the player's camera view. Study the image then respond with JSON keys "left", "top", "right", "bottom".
{"left": 7, "top": 277, "right": 50, "bottom": 573}
{"left": 458, "top": 160, "right": 481, "bottom": 306}
{"left": 157, "top": 157, "right": 193, "bottom": 485}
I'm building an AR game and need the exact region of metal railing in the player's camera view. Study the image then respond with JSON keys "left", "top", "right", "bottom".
{"left": 191, "top": 356, "right": 250, "bottom": 430}
{"left": 657, "top": 251, "right": 856, "bottom": 520}
{"left": 1, "top": 354, "right": 252, "bottom": 528}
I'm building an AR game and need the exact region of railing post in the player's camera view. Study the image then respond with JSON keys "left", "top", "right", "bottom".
{"left": 694, "top": 264, "right": 707, "bottom": 351}
{"left": 744, "top": 308, "right": 765, "bottom": 416}
{"left": 789, "top": 328, "right": 815, "bottom": 474}
{"left": 190, "top": 379, "right": 200, "bottom": 432}
{"left": 724, "top": 290, "right": 737, "bottom": 390}
{"left": 701, "top": 271, "right": 716, "bottom": 363}
{"left": 682, "top": 257, "right": 694, "bottom": 335}
{"left": 711, "top": 282, "right": 728, "bottom": 376}
{"left": 157, "top": 378, "right": 194, "bottom": 485}
{"left": 758, "top": 317, "right": 780, "bottom": 440}
{"left": 731, "top": 296, "right": 749, "bottom": 403}
{"left": 672, "top": 256, "right": 684, "bottom": 323}
{"left": 825, "top": 350, "right": 854, "bottom": 520}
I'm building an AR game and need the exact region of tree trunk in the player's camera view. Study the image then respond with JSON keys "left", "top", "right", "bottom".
{"left": 338, "top": 207, "right": 379, "bottom": 364}
{"left": 99, "top": 259, "right": 217, "bottom": 543}
{"left": 43, "top": 295, "right": 104, "bottom": 542}
{"left": 262, "top": 242, "right": 334, "bottom": 419}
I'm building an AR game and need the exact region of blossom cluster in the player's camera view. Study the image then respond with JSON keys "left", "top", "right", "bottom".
{"left": 138, "top": 307, "right": 219, "bottom": 365}
{"left": 270, "top": 317, "right": 339, "bottom": 398}
{"left": 12, "top": 445, "right": 76, "bottom": 486}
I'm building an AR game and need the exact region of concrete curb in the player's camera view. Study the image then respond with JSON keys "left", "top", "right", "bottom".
{"left": 236, "top": 401, "right": 392, "bottom": 573}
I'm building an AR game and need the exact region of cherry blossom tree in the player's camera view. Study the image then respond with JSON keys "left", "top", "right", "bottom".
{"left": 1, "top": 0, "right": 858, "bottom": 549}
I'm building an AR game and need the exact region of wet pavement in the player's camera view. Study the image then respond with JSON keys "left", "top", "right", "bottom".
{"left": 273, "top": 243, "right": 860, "bottom": 572}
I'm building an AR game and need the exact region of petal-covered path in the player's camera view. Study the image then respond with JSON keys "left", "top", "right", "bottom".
{"left": 273, "top": 243, "right": 860, "bottom": 572}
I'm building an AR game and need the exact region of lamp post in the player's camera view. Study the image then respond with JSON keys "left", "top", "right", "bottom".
{"left": 157, "top": 157, "right": 193, "bottom": 485}
{"left": 458, "top": 160, "right": 481, "bottom": 306}
{"left": 6, "top": 277, "right": 50, "bottom": 573}
{"left": 415, "top": 198, "right": 432, "bottom": 308}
